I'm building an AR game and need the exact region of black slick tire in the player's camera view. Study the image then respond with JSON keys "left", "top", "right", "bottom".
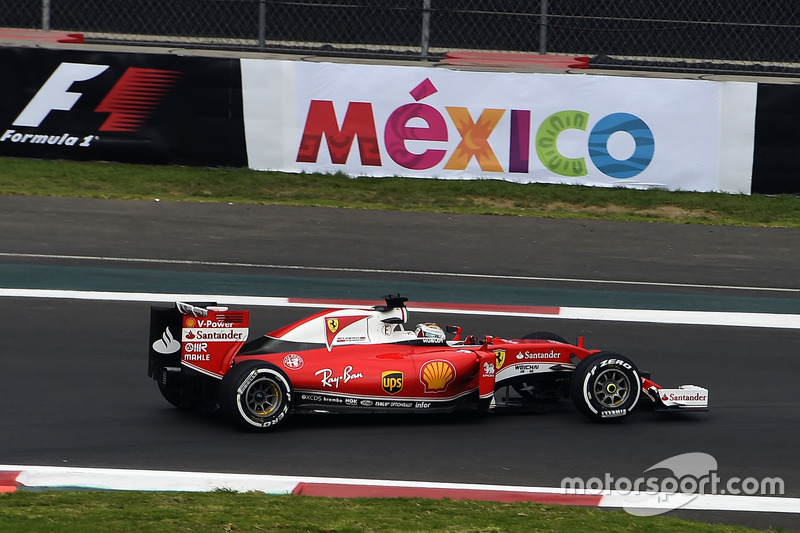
{"left": 219, "top": 361, "right": 292, "bottom": 431}
{"left": 570, "top": 351, "right": 641, "bottom": 422}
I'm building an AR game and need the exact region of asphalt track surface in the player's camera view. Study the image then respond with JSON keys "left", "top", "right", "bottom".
{"left": 1, "top": 195, "right": 799, "bottom": 531}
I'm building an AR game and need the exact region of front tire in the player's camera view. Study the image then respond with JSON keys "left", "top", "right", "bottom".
{"left": 219, "top": 362, "right": 292, "bottom": 431}
{"left": 570, "top": 352, "right": 640, "bottom": 422}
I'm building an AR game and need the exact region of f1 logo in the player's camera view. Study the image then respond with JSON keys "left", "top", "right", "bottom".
{"left": 13, "top": 62, "right": 181, "bottom": 132}
{"left": 14, "top": 63, "right": 108, "bottom": 127}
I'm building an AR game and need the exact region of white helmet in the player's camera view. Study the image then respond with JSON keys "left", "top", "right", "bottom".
{"left": 414, "top": 323, "right": 445, "bottom": 341}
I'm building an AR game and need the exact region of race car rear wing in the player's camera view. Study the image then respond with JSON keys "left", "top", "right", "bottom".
{"left": 148, "top": 302, "right": 250, "bottom": 380}
{"left": 148, "top": 303, "right": 192, "bottom": 379}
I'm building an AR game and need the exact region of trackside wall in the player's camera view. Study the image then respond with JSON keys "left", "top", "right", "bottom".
{"left": 0, "top": 45, "right": 247, "bottom": 167}
{"left": 241, "top": 60, "right": 755, "bottom": 193}
{"left": 0, "top": 42, "right": 795, "bottom": 194}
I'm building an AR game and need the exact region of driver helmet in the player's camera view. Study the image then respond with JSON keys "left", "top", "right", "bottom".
{"left": 414, "top": 323, "right": 445, "bottom": 341}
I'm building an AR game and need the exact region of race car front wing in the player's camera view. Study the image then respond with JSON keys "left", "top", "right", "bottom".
{"left": 643, "top": 381, "right": 709, "bottom": 411}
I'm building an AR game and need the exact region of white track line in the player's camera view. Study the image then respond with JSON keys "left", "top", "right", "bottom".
{"left": 0, "top": 288, "right": 798, "bottom": 329}
{"left": 1, "top": 252, "right": 797, "bottom": 294}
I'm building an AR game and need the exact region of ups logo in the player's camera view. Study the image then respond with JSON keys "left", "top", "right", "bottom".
{"left": 381, "top": 371, "right": 403, "bottom": 395}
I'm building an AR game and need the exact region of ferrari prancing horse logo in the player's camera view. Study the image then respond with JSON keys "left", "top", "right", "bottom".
{"left": 494, "top": 349, "right": 506, "bottom": 369}
{"left": 323, "top": 315, "right": 368, "bottom": 351}
{"left": 327, "top": 318, "right": 339, "bottom": 334}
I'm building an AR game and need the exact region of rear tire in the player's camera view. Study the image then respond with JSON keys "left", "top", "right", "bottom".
{"left": 219, "top": 362, "right": 292, "bottom": 431}
{"left": 155, "top": 367, "right": 183, "bottom": 408}
{"left": 570, "top": 352, "right": 640, "bottom": 422}
{"left": 157, "top": 379, "right": 181, "bottom": 408}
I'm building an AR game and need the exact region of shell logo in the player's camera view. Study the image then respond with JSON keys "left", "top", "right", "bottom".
{"left": 185, "top": 317, "right": 197, "bottom": 328}
{"left": 420, "top": 360, "right": 456, "bottom": 393}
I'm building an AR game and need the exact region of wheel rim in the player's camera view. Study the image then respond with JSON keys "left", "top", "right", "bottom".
{"left": 244, "top": 376, "right": 281, "bottom": 417}
{"left": 592, "top": 368, "right": 630, "bottom": 406}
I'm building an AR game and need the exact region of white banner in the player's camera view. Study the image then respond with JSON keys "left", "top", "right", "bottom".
{"left": 242, "top": 60, "right": 757, "bottom": 193}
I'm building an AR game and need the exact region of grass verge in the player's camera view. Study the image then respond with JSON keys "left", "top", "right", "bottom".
{"left": 0, "top": 491, "right": 780, "bottom": 532}
{"left": 1, "top": 158, "right": 799, "bottom": 227}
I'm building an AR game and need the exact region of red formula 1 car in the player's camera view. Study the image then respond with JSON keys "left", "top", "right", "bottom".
{"left": 148, "top": 296, "right": 708, "bottom": 431}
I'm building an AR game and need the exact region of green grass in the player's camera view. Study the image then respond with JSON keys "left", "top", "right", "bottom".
{"left": 1, "top": 157, "right": 800, "bottom": 227}
{"left": 0, "top": 491, "right": 781, "bottom": 533}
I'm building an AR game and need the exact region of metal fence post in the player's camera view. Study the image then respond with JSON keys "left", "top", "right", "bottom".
{"left": 258, "top": 0, "right": 266, "bottom": 50}
{"left": 421, "top": 0, "right": 431, "bottom": 59}
{"left": 42, "top": 0, "right": 51, "bottom": 31}
{"left": 539, "top": 0, "right": 548, "bottom": 54}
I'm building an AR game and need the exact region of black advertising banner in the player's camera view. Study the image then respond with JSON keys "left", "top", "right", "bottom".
{"left": 752, "top": 84, "right": 800, "bottom": 195}
{"left": 0, "top": 46, "right": 247, "bottom": 167}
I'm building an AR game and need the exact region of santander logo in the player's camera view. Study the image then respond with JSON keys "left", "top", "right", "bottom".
{"left": 152, "top": 327, "right": 181, "bottom": 354}
{"left": 663, "top": 392, "right": 707, "bottom": 402}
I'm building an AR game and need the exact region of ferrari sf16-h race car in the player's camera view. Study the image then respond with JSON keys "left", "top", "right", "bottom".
{"left": 148, "top": 296, "right": 708, "bottom": 431}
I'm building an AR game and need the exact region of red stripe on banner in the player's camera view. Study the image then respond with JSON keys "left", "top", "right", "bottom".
{"left": 287, "top": 298, "right": 560, "bottom": 315}
{"left": 443, "top": 52, "right": 589, "bottom": 69}
{"left": 292, "top": 483, "right": 602, "bottom": 506}
{"left": 411, "top": 301, "right": 560, "bottom": 315}
{"left": 0, "top": 471, "right": 21, "bottom": 492}
{"left": 0, "top": 28, "right": 84, "bottom": 43}
{"left": 288, "top": 298, "right": 376, "bottom": 307}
